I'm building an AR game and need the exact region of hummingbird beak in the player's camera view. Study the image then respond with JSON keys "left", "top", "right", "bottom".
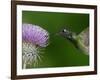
{"left": 55, "top": 33, "right": 59, "bottom": 35}
{"left": 55, "top": 31, "right": 61, "bottom": 36}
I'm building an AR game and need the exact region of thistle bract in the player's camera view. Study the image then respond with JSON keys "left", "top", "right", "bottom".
{"left": 22, "top": 23, "right": 49, "bottom": 68}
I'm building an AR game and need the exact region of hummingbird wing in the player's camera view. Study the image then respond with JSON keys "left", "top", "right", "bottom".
{"left": 76, "top": 27, "right": 89, "bottom": 55}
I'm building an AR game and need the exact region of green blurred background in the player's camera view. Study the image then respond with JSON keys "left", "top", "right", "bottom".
{"left": 22, "top": 11, "right": 89, "bottom": 68}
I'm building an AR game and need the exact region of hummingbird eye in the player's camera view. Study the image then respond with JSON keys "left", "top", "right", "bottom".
{"left": 62, "top": 29, "right": 67, "bottom": 32}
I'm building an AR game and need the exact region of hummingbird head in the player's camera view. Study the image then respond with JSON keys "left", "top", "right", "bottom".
{"left": 57, "top": 27, "right": 78, "bottom": 48}
{"left": 59, "top": 28, "right": 75, "bottom": 40}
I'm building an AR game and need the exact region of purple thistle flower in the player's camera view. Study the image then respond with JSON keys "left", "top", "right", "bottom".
{"left": 22, "top": 23, "right": 49, "bottom": 69}
{"left": 22, "top": 23, "right": 49, "bottom": 47}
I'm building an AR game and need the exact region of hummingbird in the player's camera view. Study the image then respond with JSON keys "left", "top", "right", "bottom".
{"left": 58, "top": 27, "right": 89, "bottom": 55}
